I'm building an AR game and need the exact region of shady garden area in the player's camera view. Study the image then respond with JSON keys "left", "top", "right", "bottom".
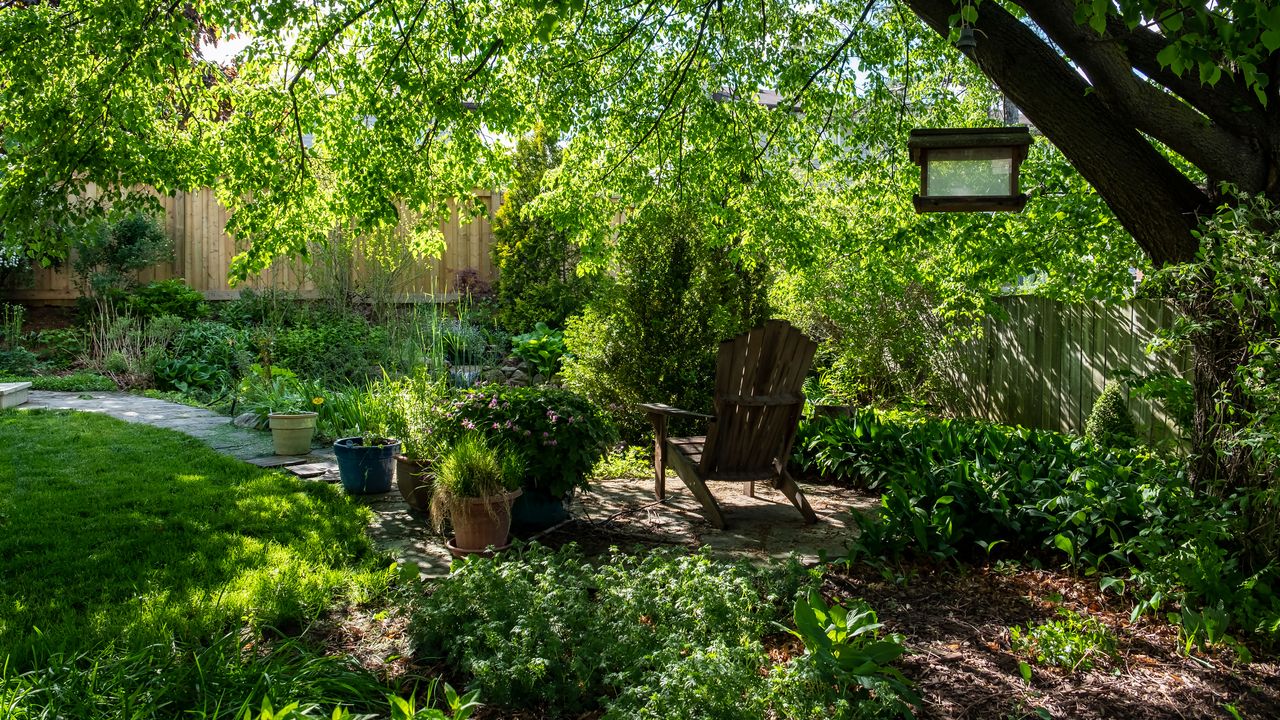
{"left": 2, "top": 2, "right": 1280, "bottom": 719}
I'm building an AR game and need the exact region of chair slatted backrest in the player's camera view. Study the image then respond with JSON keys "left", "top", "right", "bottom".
{"left": 700, "top": 320, "right": 817, "bottom": 479}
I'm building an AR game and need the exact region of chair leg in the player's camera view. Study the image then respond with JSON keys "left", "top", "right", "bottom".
{"left": 777, "top": 470, "right": 818, "bottom": 524}
{"left": 647, "top": 412, "right": 668, "bottom": 500}
{"left": 747, "top": 479, "right": 755, "bottom": 498}
{"left": 668, "top": 447, "right": 727, "bottom": 529}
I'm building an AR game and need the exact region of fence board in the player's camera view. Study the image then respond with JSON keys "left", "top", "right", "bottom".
{"left": 944, "top": 296, "right": 1187, "bottom": 445}
{"left": 3, "top": 186, "right": 500, "bottom": 303}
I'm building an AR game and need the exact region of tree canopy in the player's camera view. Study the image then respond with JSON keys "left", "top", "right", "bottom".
{"left": 0, "top": 0, "right": 1273, "bottom": 284}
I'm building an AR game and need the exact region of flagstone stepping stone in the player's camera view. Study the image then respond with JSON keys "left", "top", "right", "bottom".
{"left": 285, "top": 462, "right": 336, "bottom": 479}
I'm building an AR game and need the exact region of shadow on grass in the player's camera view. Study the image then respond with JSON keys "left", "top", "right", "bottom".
{"left": 0, "top": 410, "right": 391, "bottom": 668}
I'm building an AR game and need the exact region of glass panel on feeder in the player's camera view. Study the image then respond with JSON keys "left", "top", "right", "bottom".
{"left": 925, "top": 147, "right": 1014, "bottom": 197}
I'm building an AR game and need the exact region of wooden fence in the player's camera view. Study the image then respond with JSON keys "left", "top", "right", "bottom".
{"left": 941, "top": 296, "right": 1188, "bottom": 445}
{"left": 2, "top": 187, "right": 502, "bottom": 303}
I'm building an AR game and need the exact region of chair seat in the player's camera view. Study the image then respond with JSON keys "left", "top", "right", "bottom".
{"left": 668, "top": 436, "right": 707, "bottom": 464}
{"left": 667, "top": 436, "right": 778, "bottom": 482}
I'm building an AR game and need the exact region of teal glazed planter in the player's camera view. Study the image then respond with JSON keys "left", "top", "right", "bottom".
{"left": 510, "top": 486, "right": 572, "bottom": 533}
{"left": 333, "top": 437, "right": 400, "bottom": 494}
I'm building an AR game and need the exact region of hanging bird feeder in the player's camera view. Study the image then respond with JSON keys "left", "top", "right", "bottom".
{"left": 908, "top": 127, "right": 1033, "bottom": 213}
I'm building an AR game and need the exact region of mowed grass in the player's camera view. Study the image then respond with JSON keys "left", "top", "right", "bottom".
{"left": 0, "top": 410, "right": 391, "bottom": 667}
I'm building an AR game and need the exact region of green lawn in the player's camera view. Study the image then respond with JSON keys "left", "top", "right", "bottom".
{"left": 0, "top": 410, "right": 395, "bottom": 717}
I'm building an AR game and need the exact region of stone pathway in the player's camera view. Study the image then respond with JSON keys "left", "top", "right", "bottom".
{"left": 20, "top": 391, "right": 868, "bottom": 577}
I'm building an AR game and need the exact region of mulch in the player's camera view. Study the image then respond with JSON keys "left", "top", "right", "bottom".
{"left": 827, "top": 563, "right": 1280, "bottom": 720}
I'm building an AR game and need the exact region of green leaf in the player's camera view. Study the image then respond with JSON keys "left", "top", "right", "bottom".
{"left": 1156, "top": 43, "right": 1181, "bottom": 70}
{"left": 1053, "top": 533, "right": 1074, "bottom": 558}
{"left": 1099, "top": 576, "right": 1125, "bottom": 595}
{"left": 1018, "top": 659, "right": 1032, "bottom": 683}
{"left": 1263, "top": 29, "right": 1280, "bottom": 53}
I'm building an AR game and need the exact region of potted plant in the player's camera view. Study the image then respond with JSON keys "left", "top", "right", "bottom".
{"left": 431, "top": 434, "right": 523, "bottom": 557}
{"left": 332, "top": 383, "right": 402, "bottom": 494}
{"left": 269, "top": 401, "right": 322, "bottom": 456}
{"left": 238, "top": 371, "right": 321, "bottom": 456}
{"left": 437, "top": 384, "right": 616, "bottom": 532}
{"left": 334, "top": 434, "right": 402, "bottom": 494}
{"left": 387, "top": 371, "right": 446, "bottom": 513}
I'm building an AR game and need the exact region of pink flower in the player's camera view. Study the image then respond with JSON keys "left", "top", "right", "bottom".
{"left": 492, "top": 422, "right": 500, "bottom": 429}
{"left": 542, "top": 431, "right": 550, "bottom": 437}
{"left": 462, "top": 420, "right": 476, "bottom": 430}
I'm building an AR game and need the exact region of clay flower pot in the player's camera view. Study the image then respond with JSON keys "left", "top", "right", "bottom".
{"left": 447, "top": 488, "right": 522, "bottom": 557}
{"left": 396, "top": 455, "right": 433, "bottom": 512}
{"left": 268, "top": 412, "right": 318, "bottom": 456}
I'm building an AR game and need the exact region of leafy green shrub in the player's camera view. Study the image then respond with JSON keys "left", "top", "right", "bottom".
{"left": 490, "top": 127, "right": 595, "bottom": 333}
{"left": 1085, "top": 382, "right": 1137, "bottom": 449}
{"left": 412, "top": 545, "right": 904, "bottom": 718}
{"left": 0, "top": 347, "right": 39, "bottom": 375}
{"left": 800, "top": 411, "right": 1280, "bottom": 643}
{"left": 72, "top": 212, "right": 172, "bottom": 294}
{"left": 32, "top": 327, "right": 86, "bottom": 369}
{"left": 434, "top": 384, "right": 617, "bottom": 498}
{"left": 510, "top": 322, "right": 567, "bottom": 378}
{"left": 169, "top": 320, "right": 252, "bottom": 395}
{"left": 561, "top": 204, "right": 770, "bottom": 440}
{"left": 1010, "top": 608, "right": 1117, "bottom": 672}
{"left": 217, "top": 288, "right": 304, "bottom": 327}
{"left": 273, "top": 314, "right": 390, "bottom": 386}
{"left": 154, "top": 357, "right": 229, "bottom": 396}
{"left": 125, "top": 278, "right": 209, "bottom": 320}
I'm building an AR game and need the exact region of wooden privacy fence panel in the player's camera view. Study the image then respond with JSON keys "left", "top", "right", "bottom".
{"left": 3, "top": 187, "right": 501, "bottom": 302}
{"left": 941, "top": 296, "right": 1188, "bottom": 446}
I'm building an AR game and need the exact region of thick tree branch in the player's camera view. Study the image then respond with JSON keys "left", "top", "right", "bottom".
{"left": 1115, "top": 18, "right": 1266, "bottom": 139}
{"left": 904, "top": 0, "right": 1208, "bottom": 266}
{"left": 1012, "top": 0, "right": 1264, "bottom": 191}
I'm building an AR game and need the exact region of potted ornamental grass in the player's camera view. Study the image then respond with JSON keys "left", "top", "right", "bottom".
{"left": 332, "top": 384, "right": 402, "bottom": 495}
{"left": 431, "top": 434, "right": 523, "bottom": 557}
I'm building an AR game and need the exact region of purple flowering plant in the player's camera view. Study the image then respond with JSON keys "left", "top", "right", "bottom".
{"left": 434, "top": 383, "right": 616, "bottom": 498}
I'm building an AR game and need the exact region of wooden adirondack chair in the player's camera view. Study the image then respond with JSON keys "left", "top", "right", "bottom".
{"left": 637, "top": 320, "right": 819, "bottom": 529}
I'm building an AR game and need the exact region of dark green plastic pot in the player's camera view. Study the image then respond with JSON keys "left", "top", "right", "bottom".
{"left": 334, "top": 437, "right": 400, "bottom": 494}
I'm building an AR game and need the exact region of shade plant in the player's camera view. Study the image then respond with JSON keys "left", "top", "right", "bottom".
{"left": 797, "top": 411, "right": 1280, "bottom": 644}
{"left": 410, "top": 543, "right": 911, "bottom": 718}
{"left": 433, "top": 383, "right": 616, "bottom": 498}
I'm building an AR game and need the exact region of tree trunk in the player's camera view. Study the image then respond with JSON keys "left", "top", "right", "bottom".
{"left": 901, "top": 0, "right": 1274, "bottom": 503}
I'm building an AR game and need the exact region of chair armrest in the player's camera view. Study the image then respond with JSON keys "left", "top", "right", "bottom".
{"left": 636, "top": 403, "right": 714, "bottom": 420}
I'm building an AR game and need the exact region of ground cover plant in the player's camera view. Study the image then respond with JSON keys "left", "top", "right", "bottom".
{"left": 0, "top": 409, "right": 402, "bottom": 717}
{"left": 411, "top": 543, "right": 913, "bottom": 719}
{"left": 794, "top": 411, "right": 1280, "bottom": 648}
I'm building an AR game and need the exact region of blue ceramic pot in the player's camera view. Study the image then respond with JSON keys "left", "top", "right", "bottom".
{"left": 333, "top": 437, "right": 400, "bottom": 494}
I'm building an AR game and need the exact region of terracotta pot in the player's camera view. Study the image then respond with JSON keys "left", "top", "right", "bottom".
{"left": 449, "top": 489, "right": 522, "bottom": 554}
{"left": 395, "top": 455, "right": 433, "bottom": 512}
{"left": 268, "top": 412, "right": 318, "bottom": 455}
